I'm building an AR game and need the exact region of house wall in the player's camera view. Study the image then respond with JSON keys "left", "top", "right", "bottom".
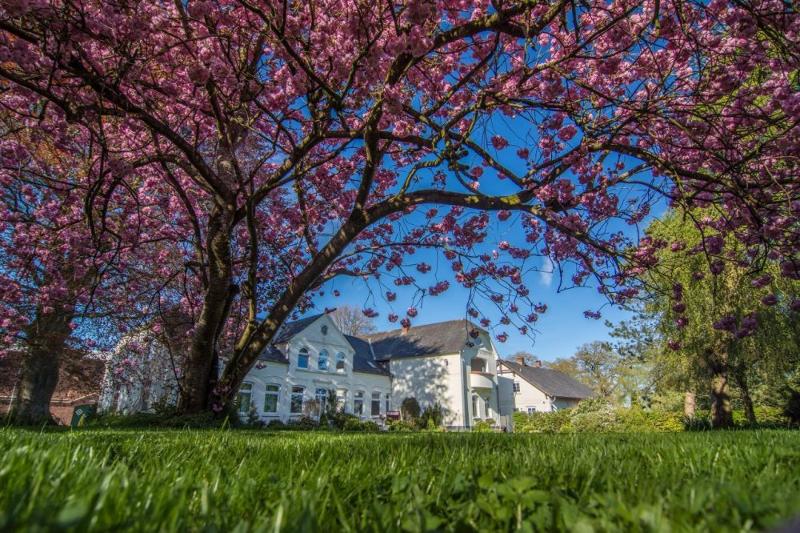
{"left": 389, "top": 353, "right": 464, "bottom": 426}
{"left": 497, "top": 365, "right": 554, "bottom": 413}
{"left": 244, "top": 362, "right": 391, "bottom": 423}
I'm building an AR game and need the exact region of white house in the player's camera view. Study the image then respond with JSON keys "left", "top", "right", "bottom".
{"left": 497, "top": 356, "right": 593, "bottom": 413}
{"left": 99, "top": 312, "right": 514, "bottom": 429}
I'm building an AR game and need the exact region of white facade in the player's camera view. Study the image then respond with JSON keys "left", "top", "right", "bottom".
{"left": 497, "top": 360, "right": 585, "bottom": 413}
{"left": 99, "top": 314, "right": 516, "bottom": 429}
{"left": 237, "top": 315, "right": 393, "bottom": 423}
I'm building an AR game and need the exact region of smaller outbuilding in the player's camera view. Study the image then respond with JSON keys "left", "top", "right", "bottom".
{"left": 497, "top": 356, "right": 593, "bottom": 414}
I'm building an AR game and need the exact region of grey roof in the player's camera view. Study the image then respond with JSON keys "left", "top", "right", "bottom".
{"left": 500, "top": 360, "right": 594, "bottom": 400}
{"left": 363, "top": 319, "right": 485, "bottom": 361}
{"left": 257, "top": 345, "right": 289, "bottom": 364}
{"left": 273, "top": 313, "right": 325, "bottom": 343}
{"left": 344, "top": 335, "right": 390, "bottom": 375}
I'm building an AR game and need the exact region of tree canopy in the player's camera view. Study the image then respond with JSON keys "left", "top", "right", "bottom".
{"left": 0, "top": 0, "right": 798, "bottom": 414}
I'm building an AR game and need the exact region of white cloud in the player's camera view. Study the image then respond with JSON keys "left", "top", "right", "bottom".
{"left": 540, "top": 256, "right": 554, "bottom": 287}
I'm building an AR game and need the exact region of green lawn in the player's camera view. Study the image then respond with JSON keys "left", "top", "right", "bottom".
{"left": 1, "top": 429, "right": 799, "bottom": 532}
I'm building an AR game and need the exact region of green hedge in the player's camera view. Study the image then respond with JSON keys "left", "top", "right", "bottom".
{"left": 513, "top": 403, "right": 790, "bottom": 433}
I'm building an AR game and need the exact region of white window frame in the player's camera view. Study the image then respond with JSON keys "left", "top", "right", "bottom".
{"left": 263, "top": 384, "right": 280, "bottom": 414}
{"left": 353, "top": 391, "right": 364, "bottom": 416}
{"left": 335, "top": 352, "right": 346, "bottom": 372}
{"left": 238, "top": 382, "right": 253, "bottom": 415}
{"left": 290, "top": 386, "right": 305, "bottom": 414}
{"left": 512, "top": 381, "right": 521, "bottom": 393}
{"left": 297, "top": 348, "right": 309, "bottom": 369}
{"left": 318, "top": 349, "right": 329, "bottom": 371}
{"left": 371, "top": 391, "right": 381, "bottom": 416}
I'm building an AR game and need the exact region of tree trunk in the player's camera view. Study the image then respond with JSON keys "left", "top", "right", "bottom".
{"left": 177, "top": 206, "right": 237, "bottom": 414}
{"left": 684, "top": 391, "right": 696, "bottom": 418}
{"left": 709, "top": 350, "right": 733, "bottom": 429}
{"left": 9, "top": 307, "right": 74, "bottom": 425}
{"left": 733, "top": 370, "right": 756, "bottom": 426}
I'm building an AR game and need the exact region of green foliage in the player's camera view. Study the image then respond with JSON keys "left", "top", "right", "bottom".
{"left": 342, "top": 418, "right": 379, "bottom": 432}
{"left": 400, "top": 397, "right": 421, "bottom": 420}
{"left": 386, "top": 419, "right": 417, "bottom": 432}
{"left": 513, "top": 410, "right": 571, "bottom": 433}
{"left": 2, "top": 429, "right": 800, "bottom": 531}
{"left": 418, "top": 403, "right": 445, "bottom": 429}
{"left": 513, "top": 401, "right": 787, "bottom": 433}
{"left": 471, "top": 420, "right": 495, "bottom": 432}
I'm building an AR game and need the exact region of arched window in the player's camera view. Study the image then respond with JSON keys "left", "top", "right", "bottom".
{"left": 318, "top": 349, "right": 329, "bottom": 371}
{"left": 297, "top": 348, "right": 309, "bottom": 369}
{"left": 472, "top": 394, "right": 480, "bottom": 419}
{"left": 335, "top": 352, "right": 346, "bottom": 371}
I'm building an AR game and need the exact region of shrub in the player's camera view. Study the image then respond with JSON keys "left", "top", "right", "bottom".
{"left": 512, "top": 410, "right": 570, "bottom": 433}
{"left": 343, "top": 418, "right": 379, "bottom": 432}
{"left": 568, "top": 403, "right": 620, "bottom": 433}
{"left": 472, "top": 420, "right": 495, "bottom": 432}
{"left": 784, "top": 390, "right": 800, "bottom": 427}
{"left": 288, "top": 416, "right": 319, "bottom": 430}
{"left": 400, "top": 397, "right": 421, "bottom": 420}
{"left": 386, "top": 419, "right": 417, "bottom": 432}
{"left": 418, "top": 403, "right": 445, "bottom": 429}
{"left": 265, "top": 419, "right": 288, "bottom": 430}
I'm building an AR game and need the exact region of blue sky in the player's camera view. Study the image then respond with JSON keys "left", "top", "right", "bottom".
{"left": 314, "top": 268, "right": 634, "bottom": 363}
{"left": 302, "top": 101, "right": 667, "bottom": 362}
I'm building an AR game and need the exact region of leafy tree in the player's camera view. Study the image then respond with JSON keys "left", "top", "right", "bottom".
{"left": 643, "top": 211, "right": 800, "bottom": 427}
{"left": 1, "top": 1, "right": 798, "bottom": 416}
{"left": 331, "top": 306, "right": 376, "bottom": 336}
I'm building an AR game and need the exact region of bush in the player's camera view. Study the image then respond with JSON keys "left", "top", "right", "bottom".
{"left": 512, "top": 410, "right": 570, "bottom": 433}
{"left": 400, "top": 397, "right": 421, "bottom": 420}
{"left": 287, "top": 416, "right": 319, "bottom": 430}
{"left": 418, "top": 403, "right": 445, "bottom": 429}
{"left": 386, "top": 419, "right": 417, "bottom": 432}
{"left": 90, "top": 411, "right": 229, "bottom": 429}
{"left": 472, "top": 420, "right": 495, "bottom": 432}
{"left": 343, "top": 418, "right": 379, "bottom": 432}
{"left": 265, "top": 419, "right": 288, "bottom": 430}
{"left": 784, "top": 390, "right": 800, "bottom": 427}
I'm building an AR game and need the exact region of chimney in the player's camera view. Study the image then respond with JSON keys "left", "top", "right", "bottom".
{"left": 535, "top": 360, "right": 542, "bottom": 368}
{"left": 514, "top": 355, "right": 527, "bottom": 366}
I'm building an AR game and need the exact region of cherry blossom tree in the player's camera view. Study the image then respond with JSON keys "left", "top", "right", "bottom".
{"left": 0, "top": 0, "right": 797, "bottom": 414}
{"left": 0, "top": 111, "right": 187, "bottom": 423}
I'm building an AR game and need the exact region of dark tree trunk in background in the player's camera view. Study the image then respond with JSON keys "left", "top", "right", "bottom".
{"left": 733, "top": 369, "right": 757, "bottom": 426}
{"left": 9, "top": 307, "right": 74, "bottom": 425}
{"left": 709, "top": 350, "right": 734, "bottom": 429}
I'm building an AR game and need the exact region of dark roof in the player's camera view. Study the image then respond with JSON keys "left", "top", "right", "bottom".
{"left": 363, "top": 319, "right": 485, "bottom": 361}
{"left": 273, "top": 313, "right": 325, "bottom": 343}
{"left": 500, "top": 360, "right": 594, "bottom": 399}
{"left": 343, "top": 335, "right": 390, "bottom": 375}
{"left": 257, "top": 345, "right": 289, "bottom": 364}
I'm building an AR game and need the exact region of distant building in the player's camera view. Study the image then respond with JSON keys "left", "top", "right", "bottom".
{"left": 497, "top": 356, "right": 593, "bottom": 413}
{"left": 0, "top": 349, "right": 104, "bottom": 424}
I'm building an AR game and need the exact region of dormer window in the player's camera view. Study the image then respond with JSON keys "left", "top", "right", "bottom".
{"left": 335, "top": 352, "right": 346, "bottom": 372}
{"left": 318, "top": 349, "right": 329, "bottom": 371}
{"left": 298, "top": 348, "right": 309, "bottom": 369}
